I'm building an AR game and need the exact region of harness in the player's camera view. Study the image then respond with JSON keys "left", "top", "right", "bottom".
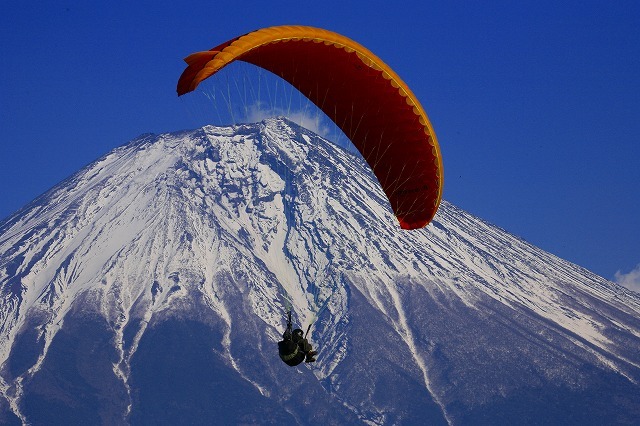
{"left": 280, "top": 343, "right": 300, "bottom": 361}
{"left": 279, "top": 310, "right": 301, "bottom": 361}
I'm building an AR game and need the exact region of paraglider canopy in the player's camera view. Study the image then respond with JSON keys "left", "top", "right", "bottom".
{"left": 178, "top": 25, "right": 443, "bottom": 229}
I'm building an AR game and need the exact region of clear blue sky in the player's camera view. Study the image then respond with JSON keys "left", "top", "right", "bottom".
{"left": 1, "top": 0, "right": 638, "bottom": 283}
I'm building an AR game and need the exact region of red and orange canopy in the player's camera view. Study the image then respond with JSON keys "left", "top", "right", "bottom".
{"left": 178, "top": 25, "right": 443, "bottom": 229}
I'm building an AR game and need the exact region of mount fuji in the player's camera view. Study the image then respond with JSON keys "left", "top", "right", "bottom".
{"left": 0, "top": 118, "right": 639, "bottom": 425}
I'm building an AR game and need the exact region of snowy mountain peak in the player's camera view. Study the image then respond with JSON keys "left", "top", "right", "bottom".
{"left": 1, "top": 118, "right": 639, "bottom": 424}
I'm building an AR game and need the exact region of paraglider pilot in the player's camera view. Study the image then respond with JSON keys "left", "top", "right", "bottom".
{"left": 278, "top": 311, "right": 317, "bottom": 366}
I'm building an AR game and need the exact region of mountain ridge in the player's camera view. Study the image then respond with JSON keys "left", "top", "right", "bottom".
{"left": 0, "top": 118, "right": 638, "bottom": 424}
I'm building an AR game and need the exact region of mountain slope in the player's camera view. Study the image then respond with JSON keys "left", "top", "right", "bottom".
{"left": 1, "top": 118, "right": 639, "bottom": 425}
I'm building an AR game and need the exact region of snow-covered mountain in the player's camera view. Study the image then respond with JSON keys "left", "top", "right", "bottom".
{"left": 1, "top": 118, "right": 639, "bottom": 425}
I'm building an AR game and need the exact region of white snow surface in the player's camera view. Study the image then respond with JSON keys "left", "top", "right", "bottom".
{"left": 0, "top": 118, "right": 639, "bottom": 423}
